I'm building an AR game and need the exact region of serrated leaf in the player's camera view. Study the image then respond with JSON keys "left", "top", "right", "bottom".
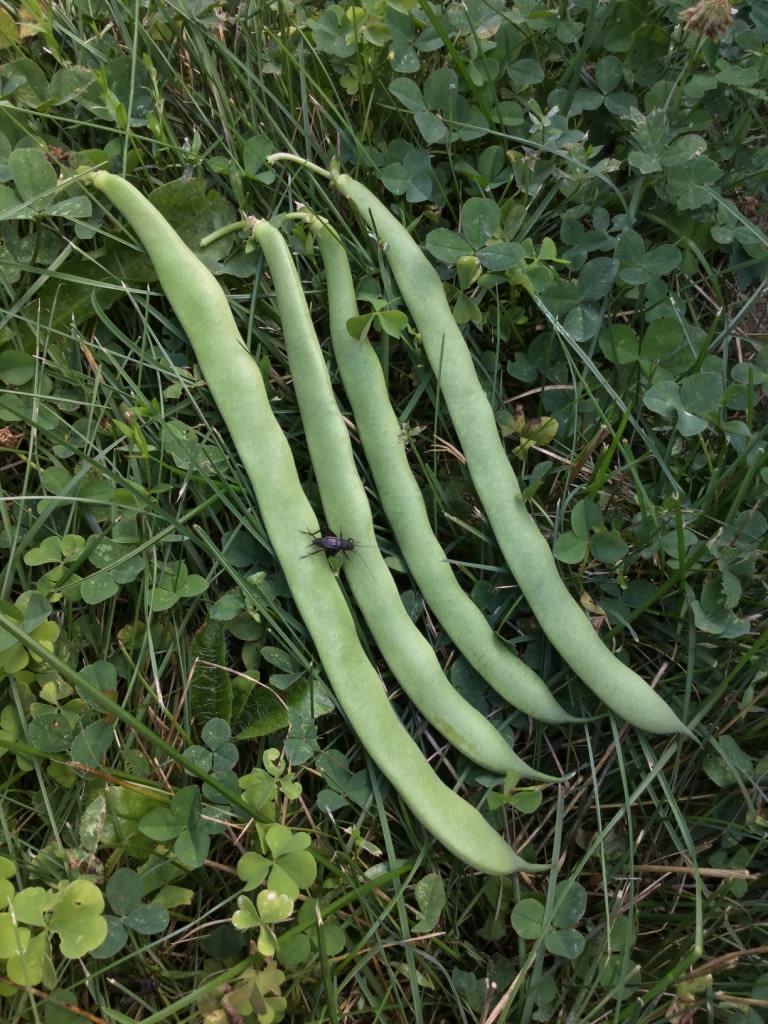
{"left": 660, "top": 134, "right": 707, "bottom": 169}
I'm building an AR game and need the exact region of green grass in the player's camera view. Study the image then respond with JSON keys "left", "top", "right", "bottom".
{"left": 0, "top": 0, "right": 766, "bottom": 1021}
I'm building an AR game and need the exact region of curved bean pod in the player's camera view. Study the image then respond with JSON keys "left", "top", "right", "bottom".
{"left": 306, "top": 213, "right": 579, "bottom": 725}
{"left": 266, "top": 155, "right": 690, "bottom": 737}
{"left": 89, "top": 170, "right": 542, "bottom": 873}
{"left": 248, "top": 215, "right": 560, "bottom": 780}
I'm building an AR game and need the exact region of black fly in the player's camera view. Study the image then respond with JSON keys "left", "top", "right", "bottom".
{"left": 107, "top": 974, "right": 160, "bottom": 1016}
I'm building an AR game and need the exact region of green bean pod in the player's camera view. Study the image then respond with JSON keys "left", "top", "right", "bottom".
{"left": 266, "top": 156, "right": 689, "bottom": 736}
{"left": 249, "top": 216, "right": 559, "bottom": 780}
{"left": 89, "top": 170, "right": 543, "bottom": 873}
{"left": 307, "top": 213, "right": 579, "bottom": 726}
{"left": 332, "top": 169, "right": 692, "bottom": 735}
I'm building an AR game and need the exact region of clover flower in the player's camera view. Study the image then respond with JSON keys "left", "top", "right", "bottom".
{"left": 680, "top": 0, "right": 736, "bottom": 40}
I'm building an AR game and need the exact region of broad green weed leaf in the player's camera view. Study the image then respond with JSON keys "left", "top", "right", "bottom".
{"left": 552, "top": 880, "right": 587, "bottom": 929}
{"left": 9, "top": 147, "right": 57, "bottom": 207}
{"left": 691, "top": 599, "right": 750, "bottom": 637}
{"left": 664, "top": 157, "right": 720, "bottom": 210}
{"left": 77, "top": 660, "right": 118, "bottom": 704}
{"left": 232, "top": 895, "right": 260, "bottom": 930}
{"left": 571, "top": 499, "right": 603, "bottom": 538}
{"left": 268, "top": 856, "right": 316, "bottom": 902}
{"left": 265, "top": 824, "right": 308, "bottom": 860}
{"left": 506, "top": 789, "right": 543, "bottom": 813}
{"left": 595, "top": 55, "right": 623, "bottom": 92}
{"left": 507, "top": 59, "right": 544, "bottom": 86}
{"left": 423, "top": 66, "right": 458, "bottom": 109}
{"left": 19, "top": 591, "right": 54, "bottom": 632}
{"left": 414, "top": 110, "right": 446, "bottom": 143}
{"left": 477, "top": 241, "right": 524, "bottom": 271}
{"left": 578, "top": 257, "right": 619, "bottom": 299}
{"left": 0, "top": 350, "right": 36, "bottom": 385}
{"left": 123, "top": 903, "right": 170, "bottom": 935}
{"left": 703, "top": 738, "right": 753, "bottom": 787}
{"left": 599, "top": 324, "right": 639, "bottom": 364}
{"left": 28, "top": 711, "right": 76, "bottom": 753}
{"left": 48, "top": 66, "right": 97, "bottom": 105}
{"left": 661, "top": 134, "right": 707, "bottom": 168}
{"left": 376, "top": 309, "right": 409, "bottom": 337}
{"left": 380, "top": 161, "right": 411, "bottom": 195}
{"left": 0, "top": 914, "right": 29, "bottom": 959}
{"left": 640, "top": 319, "right": 686, "bottom": 363}
{"left": 309, "top": 8, "right": 356, "bottom": 57}
{"left": 452, "top": 292, "right": 482, "bottom": 324}
{"left": 389, "top": 77, "right": 425, "bottom": 113}
{"left": 80, "top": 573, "right": 120, "bottom": 604}
{"left": 90, "top": 917, "right": 127, "bottom": 960}
{"left": 591, "top": 530, "right": 629, "bottom": 564}
{"left": 680, "top": 372, "right": 723, "bottom": 416}
{"left": 545, "top": 929, "right": 585, "bottom": 958}
{"left": 49, "top": 879, "right": 107, "bottom": 958}
{"left": 615, "top": 229, "right": 645, "bottom": 265}
{"left": 105, "top": 868, "right": 142, "bottom": 915}
{"left": 412, "top": 873, "right": 446, "bottom": 934}
{"left": 238, "top": 851, "right": 271, "bottom": 891}
{"left": 12, "top": 887, "right": 51, "bottom": 927}
{"left": 70, "top": 720, "right": 113, "bottom": 767}
{"left": 461, "top": 197, "right": 500, "bottom": 249}
{"left": 554, "top": 532, "right": 587, "bottom": 564}
{"left": 256, "top": 889, "right": 294, "bottom": 924}
{"left": 643, "top": 244, "right": 682, "bottom": 276}
{"left": 6, "top": 929, "right": 42, "bottom": 986}
{"left": 510, "top": 898, "right": 545, "bottom": 940}
{"left": 174, "top": 827, "right": 210, "bottom": 869}
{"left": 564, "top": 305, "right": 602, "bottom": 342}
{"left": 426, "top": 228, "right": 473, "bottom": 264}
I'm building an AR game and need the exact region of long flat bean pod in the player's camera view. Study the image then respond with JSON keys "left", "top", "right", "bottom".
{"left": 88, "top": 170, "right": 541, "bottom": 873}
{"left": 307, "top": 213, "right": 578, "bottom": 726}
{"left": 248, "top": 216, "right": 559, "bottom": 780}
{"left": 267, "top": 155, "right": 690, "bottom": 737}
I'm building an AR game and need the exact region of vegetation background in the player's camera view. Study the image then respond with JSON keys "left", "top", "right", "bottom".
{"left": 0, "top": 0, "right": 766, "bottom": 1021}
